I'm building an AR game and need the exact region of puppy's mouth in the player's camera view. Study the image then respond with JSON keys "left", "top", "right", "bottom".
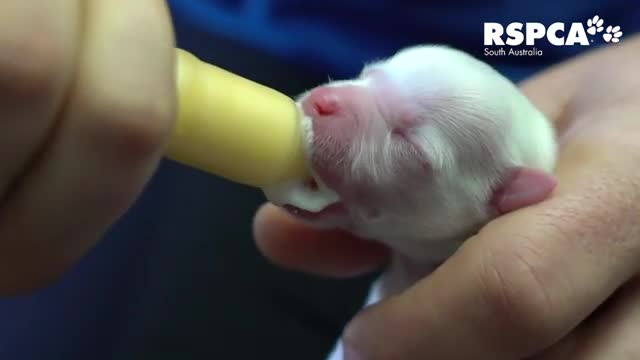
{"left": 302, "top": 176, "right": 319, "bottom": 191}
{"left": 261, "top": 101, "right": 344, "bottom": 218}
{"left": 283, "top": 201, "right": 347, "bottom": 221}
{"left": 281, "top": 175, "right": 345, "bottom": 220}
{"left": 262, "top": 172, "right": 342, "bottom": 217}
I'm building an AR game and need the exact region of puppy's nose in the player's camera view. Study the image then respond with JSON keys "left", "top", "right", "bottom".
{"left": 302, "top": 86, "right": 340, "bottom": 117}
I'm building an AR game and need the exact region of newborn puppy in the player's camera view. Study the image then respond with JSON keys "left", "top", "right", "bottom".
{"left": 264, "top": 44, "right": 558, "bottom": 359}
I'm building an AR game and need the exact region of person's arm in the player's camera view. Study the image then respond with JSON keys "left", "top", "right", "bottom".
{"left": 253, "top": 33, "right": 640, "bottom": 359}
{"left": 0, "top": 0, "right": 176, "bottom": 295}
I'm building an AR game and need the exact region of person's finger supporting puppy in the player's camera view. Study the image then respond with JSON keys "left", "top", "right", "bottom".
{"left": 0, "top": 0, "right": 176, "bottom": 294}
{"left": 535, "top": 275, "right": 640, "bottom": 359}
{"left": 0, "top": 0, "right": 78, "bottom": 198}
{"left": 253, "top": 203, "right": 390, "bottom": 278}
{"left": 339, "top": 127, "right": 640, "bottom": 359}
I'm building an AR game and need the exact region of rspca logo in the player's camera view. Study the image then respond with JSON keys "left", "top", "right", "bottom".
{"left": 484, "top": 15, "right": 623, "bottom": 57}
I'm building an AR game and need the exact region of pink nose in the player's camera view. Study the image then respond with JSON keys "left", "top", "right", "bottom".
{"left": 302, "top": 86, "right": 340, "bottom": 118}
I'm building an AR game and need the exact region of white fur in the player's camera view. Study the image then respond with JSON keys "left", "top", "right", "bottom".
{"left": 325, "top": 45, "right": 557, "bottom": 262}
{"left": 266, "top": 45, "right": 558, "bottom": 360}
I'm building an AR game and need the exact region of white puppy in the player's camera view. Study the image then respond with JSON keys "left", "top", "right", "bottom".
{"left": 264, "top": 45, "right": 558, "bottom": 360}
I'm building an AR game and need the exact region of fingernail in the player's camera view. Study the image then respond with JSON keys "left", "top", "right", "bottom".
{"left": 343, "top": 343, "right": 363, "bottom": 360}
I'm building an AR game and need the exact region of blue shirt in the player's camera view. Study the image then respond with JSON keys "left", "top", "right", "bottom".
{"left": 170, "top": 0, "right": 639, "bottom": 80}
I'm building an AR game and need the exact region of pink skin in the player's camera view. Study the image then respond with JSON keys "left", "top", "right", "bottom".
{"left": 493, "top": 166, "right": 558, "bottom": 214}
{"left": 298, "top": 81, "right": 432, "bottom": 219}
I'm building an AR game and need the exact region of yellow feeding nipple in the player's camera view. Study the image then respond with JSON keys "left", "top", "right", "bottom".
{"left": 166, "top": 49, "right": 311, "bottom": 188}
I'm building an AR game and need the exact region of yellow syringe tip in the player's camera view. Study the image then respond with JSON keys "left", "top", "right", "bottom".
{"left": 166, "top": 49, "right": 310, "bottom": 188}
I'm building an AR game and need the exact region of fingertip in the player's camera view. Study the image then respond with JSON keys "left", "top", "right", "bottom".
{"left": 342, "top": 293, "right": 419, "bottom": 360}
{"left": 252, "top": 202, "right": 297, "bottom": 262}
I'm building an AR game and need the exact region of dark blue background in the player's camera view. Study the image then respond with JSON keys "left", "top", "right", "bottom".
{"left": 0, "top": 1, "right": 637, "bottom": 359}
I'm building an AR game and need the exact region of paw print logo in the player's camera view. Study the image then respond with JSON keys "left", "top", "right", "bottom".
{"left": 586, "top": 15, "right": 604, "bottom": 35}
{"left": 603, "top": 25, "right": 623, "bottom": 43}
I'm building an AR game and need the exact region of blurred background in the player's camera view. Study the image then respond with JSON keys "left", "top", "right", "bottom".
{"left": 0, "top": 1, "right": 637, "bottom": 359}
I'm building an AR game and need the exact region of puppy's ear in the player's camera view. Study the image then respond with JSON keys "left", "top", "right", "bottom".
{"left": 491, "top": 167, "right": 557, "bottom": 215}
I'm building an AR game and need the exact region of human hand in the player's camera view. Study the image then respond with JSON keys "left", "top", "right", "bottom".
{"left": 253, "top": 33, "right": 640, "bottom": 359}
{"left": 0, "top": 0, "right": 176, "bottom": 295}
